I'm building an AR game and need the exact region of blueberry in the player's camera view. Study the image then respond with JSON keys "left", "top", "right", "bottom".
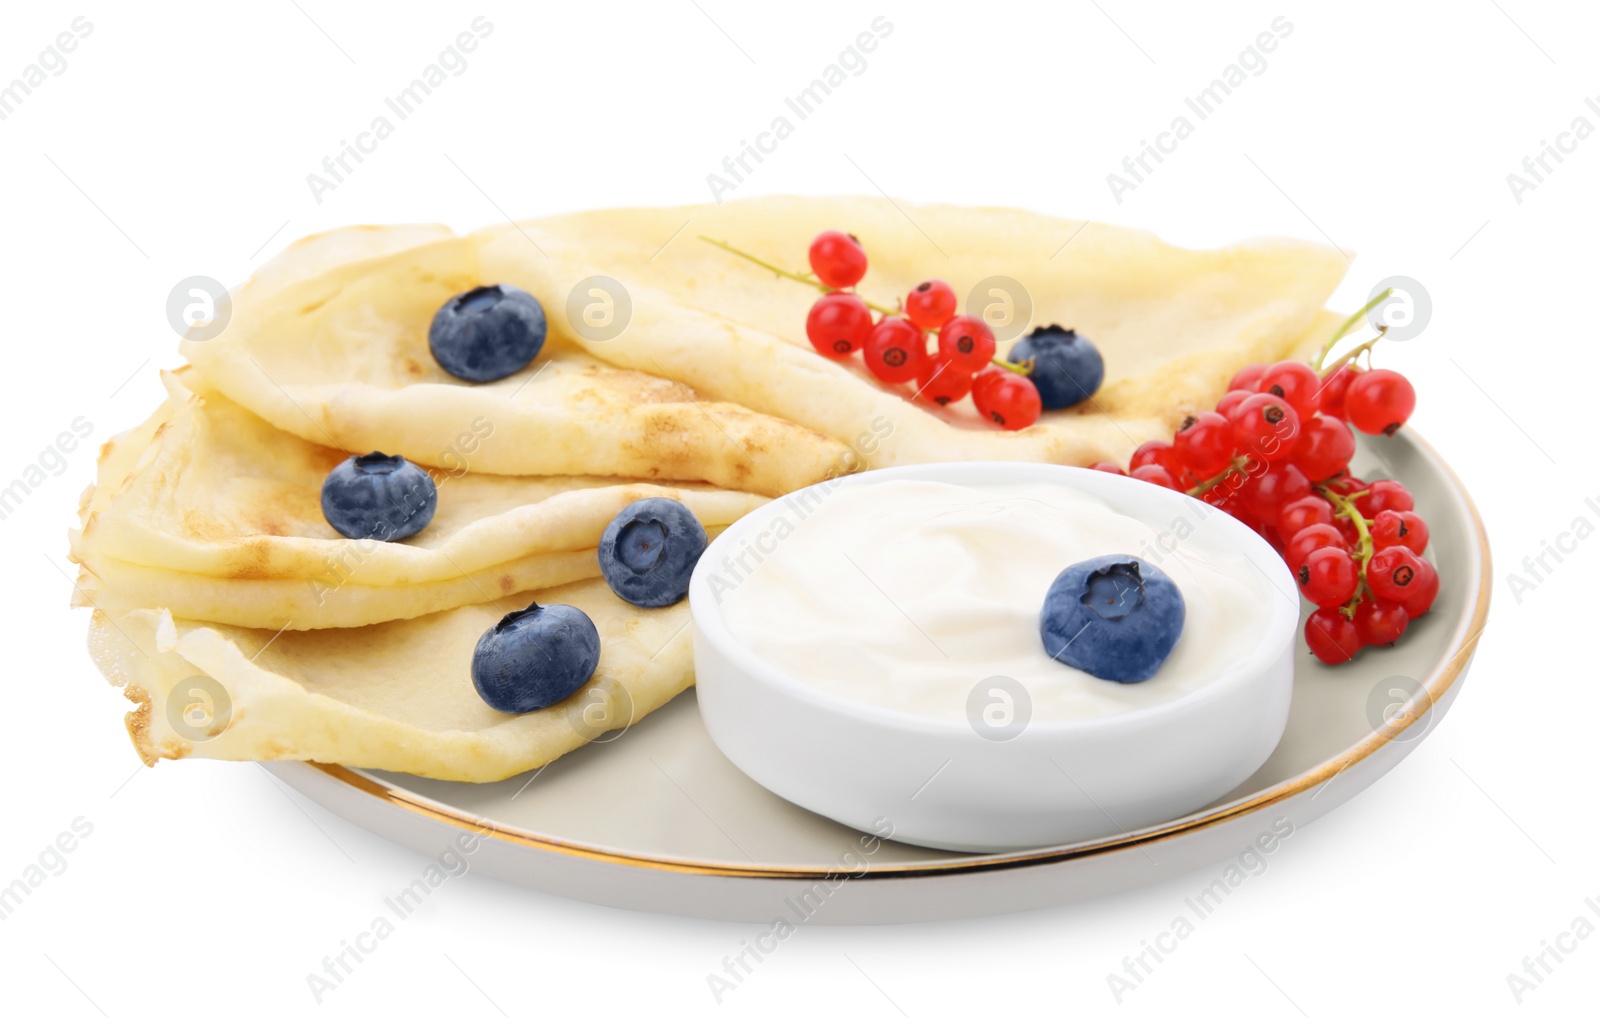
{"left": 1007, "top": 325, "right": 1104, "bottom": 410}
{"left": 320, "top": 452, "right": 437, "bottom": 541}
{"left": 598, "top": 497, "right": 707, "bottom": 608}
{"left": 471, "top": 601, "right": 600, "bottom": 713}
{"left": 1039, "top": 555, "right": 1185, "bottom": 683}
{"left": 428, "top": 283, "right": 547, "bottom": 382}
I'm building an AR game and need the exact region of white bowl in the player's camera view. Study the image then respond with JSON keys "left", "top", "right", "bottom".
{"left": 689, "top": 462, "right": 1299, "bottom": 853}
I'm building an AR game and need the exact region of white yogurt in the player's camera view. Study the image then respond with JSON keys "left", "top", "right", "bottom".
{"left": 715, "top": 479, "right": 1281, "bottom": 722}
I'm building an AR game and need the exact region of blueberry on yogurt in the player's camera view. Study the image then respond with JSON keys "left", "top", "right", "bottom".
{"left": 320, "top": 452, "right": 437, "bottom": 541}
{"left": 472, "top": 601, "right": 601, "bottom": 713}
{"left": 428, "top": 283, "right": 547, "bottom": 382}
{"left": 598, "top": 497, "right": 707, "bottom": 608}
{"left": 1040, "top": 555, "right": 1185, "bottom": 683}
{"left": 1006, "top": 325, "right": 1104, "bottom": 410}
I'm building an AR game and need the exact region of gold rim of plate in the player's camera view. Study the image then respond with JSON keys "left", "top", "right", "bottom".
{"left": 306, "top": 430, "right": 1492, "bottom": 880}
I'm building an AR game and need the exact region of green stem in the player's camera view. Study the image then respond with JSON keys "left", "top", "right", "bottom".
{"left": 1316, "top": 484, "right": 1374, "bottom": 616}
{"left": 1187, "top": 456, "right": 1253, "bottom": 498}
{"left": 1314, "top": 288, "right": 1393, "bottom": 373}
{"left": 699, "top": 236, "right": 898, "bottom": 317}
{"left": 1321, "top": 329, "right": 1385, "bottom": 377}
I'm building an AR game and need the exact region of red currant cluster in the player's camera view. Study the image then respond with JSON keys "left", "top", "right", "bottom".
{"left": 711, "top": 231, "right": 1044, "bottom": 430}
{"left": 1094, "top": 304, "right": 1435, "bottom": 666}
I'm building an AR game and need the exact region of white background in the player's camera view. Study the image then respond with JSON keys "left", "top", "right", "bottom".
{"left": 2, "top": 1, "right": 1595, "bottom": 1014}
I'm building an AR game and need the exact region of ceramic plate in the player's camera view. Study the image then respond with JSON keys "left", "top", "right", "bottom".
{"left": 267, "top": 430, "right": 1489, "bottom": 923}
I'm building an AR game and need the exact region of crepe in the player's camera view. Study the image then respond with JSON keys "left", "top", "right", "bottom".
{"left": 181, "top": 224, "right": 854, "bottom": 498}
{"left": 89, "top": 578, "right": 693, "bottom": 782}
{"left": 185, "top": 197, "right": 1348, "bottom": 478}
{"left": 480, "top": 198, "right": 1350, "bottom": 464}
{"left": 69, "top": 370, "right": 767, "bottom": 629}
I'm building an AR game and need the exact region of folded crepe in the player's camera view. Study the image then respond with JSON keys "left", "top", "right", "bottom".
{"left": 185, "top": 197, "right": 1349, "bottom": 477}
{"left": 90, "top": 578, "right": 692, "bottom": 782}
{"left": 180, "top": 222, "right": 853, "bottom": 498}
{"left": 69, "top": 369, "right": 768, "bottom": 630}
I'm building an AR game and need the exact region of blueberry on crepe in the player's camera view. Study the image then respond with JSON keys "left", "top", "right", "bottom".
{"left": 320, "top": 452, "right": 436, "bottom": 541}
{"left": 1007, "top": 325, "right": 1104, "bottom": 410}
{"left": 1040, "top": 555, "right": 1184, "bottom": 683}
{"left": 598, "top": 497, "right": 707, "bottom": 608}
{"left": 429, "top": 283, "right": 547, "bottom": 382}
{"left": 472, "top": 602, "right": 601, "bottom": 713}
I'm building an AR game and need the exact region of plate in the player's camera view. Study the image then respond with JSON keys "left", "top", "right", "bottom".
{"left": 267, "top": 429, "right": 1489, "bottom": 923}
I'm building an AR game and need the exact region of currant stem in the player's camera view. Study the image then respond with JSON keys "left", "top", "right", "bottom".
{"left": 699, "top": 236, "right": 898, "bottom": 317}
{"left": 1316, "top": 484, "right": 1374, "bottom": 616}
{"left": 992, "top": 357, "right": 1032, "bottom": 376}
{"left": 1187, "top": 456, "right": 1253, "bottom": 498}
{"left": 1314, "top": 288, "right": 1394, "bottom": 373}
{"left": 1321, "top": 327, "right": 1387, "bottom": 378}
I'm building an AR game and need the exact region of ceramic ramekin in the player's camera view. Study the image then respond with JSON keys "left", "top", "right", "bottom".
{"left": 689, "top": 462, "right": 1299, "bottom": 853}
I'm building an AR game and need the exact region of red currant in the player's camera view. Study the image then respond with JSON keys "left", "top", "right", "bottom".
{"left": 862, "top": 315, "right": 926, "bottom": 384}
{"left": 1298, "top": 546, "right": 1359, "bottom": 608}
{"left": 971, "top": 365, "right": 1005, "bottom": 403}
{"left": 935, "top": 315, "right": 995, "bottom": 373}
{"left": 1367, "top": 545, "right": 1427, "bottom": 602}
{"left": 1216, "top": 389, "right": 1252, "bottom": 419}
{"left": 1354, "top": 597, "right": 1410, "bottom": 646}
{"left": 1175, "top": 412, "right": 1236, "bottom": 477}
{"left": 1345, "top": 368, "right": 1416, "bottom": 436}
{"left": 1317, "top": 363, "right": 1361, "bottom": 419}
{"left": 914, "top": 352, "right": 974, "bottom": 406}
{"left": 1334, "top": 515, "right": 1359, "bottom": 544}
{"left": 1241, "top": 463, "right": 1311, "bottom": 522}
{"left": 1371, "top": 510, "right": 1429, "bottom": 554}
{"left": 1286, "top": 523, "right": 1346, "bottom": 569}
{"left": 1290, "top": 414, "right": 1356, "bottom": 481}
{"left": 805, "top": 293, "right": 872, "bottom": 356}
{"left": 1257, "top": 360, "right": 1322, "bottom": 419}
{"left": 1305, "top": 607, "right": 1363, "bottom": 664}
{"left": 1131, "top": 464, "right": 1178, "bottom": 489}
{"left": 1401, "top": 559, "right": 1439, "bottom": 617}
{"left": 1228, "top": 363, "right": 1267, "bottom": 392}
{"left": 1359, "top": 479, "right": 1413, "bottom": 515}
{"left": 1277, "top": 494, "right": 1334, "bottom": 536}
{"left": 1131, "top": 440, "right": 1181, "bottom": 475}
{"left": 1090, "top": 461, "right": 1126, "bottom": 475}
{"left": 905, "top": 280, "right": 958, "bottom": 331}
{"left": 807, "top": 230, "right": 867, "bottom": 289}
{"left": 1231, "top": 392, "right": 1301, "bottom": 461}
{"left": 973, "top": 371, "right": 1042, "bottom": 430}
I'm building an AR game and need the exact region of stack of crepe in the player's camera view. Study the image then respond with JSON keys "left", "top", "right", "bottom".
{"left": 72, "top": 197, "right": 1348, "bottom": 781}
